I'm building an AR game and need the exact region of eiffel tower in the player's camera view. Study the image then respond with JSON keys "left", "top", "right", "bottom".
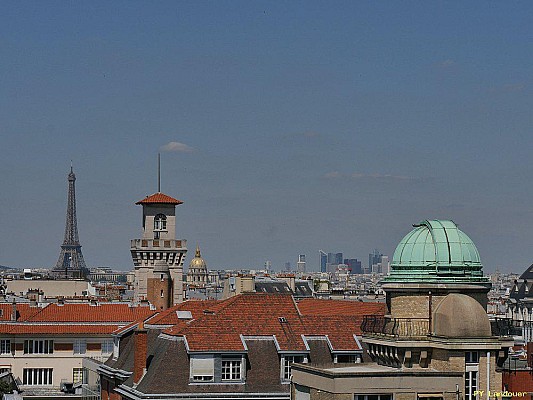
{"left": 51, "top": 166, "right": 89, "bottom": 279}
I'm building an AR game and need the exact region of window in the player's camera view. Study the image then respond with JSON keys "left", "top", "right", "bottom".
{"left": 335, "top": 354, "right": 360, "bottom": 363}
{"left": 282, "top": 355, "right": 305, "bottom": 381}
{"left": 23, "top": 340, "right": 53, "bottom": 354}
{"left": 355, "top": 395, "right": 392, "bottom": 400}
{"left": 221, "top": 359, "right": 241, "bottom": 381}
{"left": 73, "top": 340, "right": 86, "bottom": 355}
{"left": 192, "top": 375, "right": 213, "bottom": 382}
{"left": 465, "top": 351, "right": 479, "bottom": 363}
{"left": 0, "top": 367, "right": 11, "bottom": 374}
{"left": 23, "top": 368, "right": 53, "bottom": 385}
{"left": 190, "top": 355, "right": 214, "bottom": 382}
{"left": 73, "top": 368, "right": 87, "bottom": 384}
{"left": 0, "top": 340, "right": 10, "bottom": 355}
{"left": 465, "top": 351, "right": 480, "bottom": 400}
{"left": 101, "top": 340, "right": 113, "bottom": 355}
{"left": 154, "top": 214, "right": 167, "bottom": 231}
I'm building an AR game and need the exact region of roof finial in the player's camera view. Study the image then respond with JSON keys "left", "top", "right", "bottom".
{"left": 195, "top": 244, "right": 201, "bottom": 258}
{"left": 158, "top": 153, "right": 161, "bottom": 193}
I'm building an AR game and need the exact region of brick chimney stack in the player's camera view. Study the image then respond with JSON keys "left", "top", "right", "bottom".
{"left": 133, "top": 321, "right": 148, "bottom": 384}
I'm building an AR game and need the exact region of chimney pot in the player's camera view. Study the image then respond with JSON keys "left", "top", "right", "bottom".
{"left": 11, "top": 301, "right": 17, "bottom": 321}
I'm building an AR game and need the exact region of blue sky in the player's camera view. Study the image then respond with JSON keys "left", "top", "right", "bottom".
{"left": 1, "top": 2, "right": 532, "bottom": 272}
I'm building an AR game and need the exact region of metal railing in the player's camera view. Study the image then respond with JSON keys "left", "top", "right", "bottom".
{"left": 361, "top": 315, "right": 430, "bottom": 338}
{"left": 81, "top": 384, "right": 100, "bottom": 400}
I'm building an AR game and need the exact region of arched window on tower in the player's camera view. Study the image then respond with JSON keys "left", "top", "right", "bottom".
{"left": 154, "top": 214, "right": 167, "bottom": 239}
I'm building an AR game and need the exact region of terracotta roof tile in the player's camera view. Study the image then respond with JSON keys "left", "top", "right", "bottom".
{"left": 22, "top": 303, "right": 156, "bottom": 323}
{"left": 0, "top": 303, "right": 42, "bottom": 321}
{"left": 0, "top": 324, "right": 120, "bottom": 335}
{"left": 136, "top": 193, "right": 183, "bottom": 205}
{"left": 297, "top": 298, "right": 387, "bottom": 316}
{"left": 146, "top": 300, "right": 222, "bottom": 326}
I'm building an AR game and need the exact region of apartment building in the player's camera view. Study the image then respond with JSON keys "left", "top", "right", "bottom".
{"left": 0, "top": 301, "right": 155, "bottom": 398}
{"left": 98, "top": 294, "right": 386, "bottom": 400}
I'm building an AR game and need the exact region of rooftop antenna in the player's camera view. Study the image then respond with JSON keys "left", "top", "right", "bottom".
{"left": 158, "top": 153, "right": 161, "bottom": 193}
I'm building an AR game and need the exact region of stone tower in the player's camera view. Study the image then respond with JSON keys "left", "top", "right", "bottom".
{"left": 52, "top": 166, "right": 88, "bottom": 279}
{"left": 131, "top": 192, "right": 187, "bottom": 309}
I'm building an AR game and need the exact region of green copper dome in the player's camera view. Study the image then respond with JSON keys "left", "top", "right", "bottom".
{"left": 384, "top": 220, "right": 488, "bottom": 283}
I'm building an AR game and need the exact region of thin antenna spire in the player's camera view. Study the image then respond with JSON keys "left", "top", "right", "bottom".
{"left": 70, "top": 160, "right": 73, "bottom": 173}
{"left": 158, "top": 153, "right": 161, "bottom": 193}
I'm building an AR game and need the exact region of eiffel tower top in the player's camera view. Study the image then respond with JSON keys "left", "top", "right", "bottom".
{"left": 68, "top": 163, "right": 75, "bottom": 181}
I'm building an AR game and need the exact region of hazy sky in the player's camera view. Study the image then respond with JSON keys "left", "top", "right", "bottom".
{"left": 1, "top": 2, "right": 532, "bottom": 273}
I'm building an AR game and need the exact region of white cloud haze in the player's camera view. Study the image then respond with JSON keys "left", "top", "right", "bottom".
{"left": 160, "top": 141, "right": 194, "bottom": 153}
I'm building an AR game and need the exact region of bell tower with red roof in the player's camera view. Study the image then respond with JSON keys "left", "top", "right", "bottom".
{"left": 131, "top": 158, "right": 187, "bottom": 309}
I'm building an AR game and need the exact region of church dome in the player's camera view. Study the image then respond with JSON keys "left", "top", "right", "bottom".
{"left": 433, "top": 293, "right": 491, "bottom": 337}
{"left": 384, "top": 220, "right": 488, "bottom": 283}
{"left": 188, "top": 245, "right": 207, "bottom": 270}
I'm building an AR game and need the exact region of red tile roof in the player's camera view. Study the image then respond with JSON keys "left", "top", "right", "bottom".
{"left": 0, "top": 303, "right": 43, "bottom": 321}
{"left": 0, "top": 302, "right": 156, "bottom": 336}
{"left": 23, "top": 303, "right": 156, "bottom": 323}
{"left": 136, "top": 193, "right": 183, "bottom": 205}
{"left": 0, "top": 324, "right": 120, "bottom": 335}
{"left": 163, "top": 294, "right": 386, "bottom": 352}
{"left": 297, "top": 298, "right": 387, "bottom": 316}
{"left": 146, "top": 300, "right": 222, "bottom": 327}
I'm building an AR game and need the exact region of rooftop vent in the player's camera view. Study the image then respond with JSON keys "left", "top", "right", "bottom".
{"left": 278, "top": 317, "right": 287, "bottom": 323}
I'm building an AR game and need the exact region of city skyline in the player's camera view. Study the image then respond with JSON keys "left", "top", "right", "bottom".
{"left": 1, "top": 2, "right": 533, "bottom": 272}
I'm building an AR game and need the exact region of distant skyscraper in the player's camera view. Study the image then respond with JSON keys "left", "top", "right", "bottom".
{"left": 51, "top": 166, "right": 89, "bottom": 279}
{"left": 369, "top": 249, "right": 383, "bottom": 273}
{"left": 264, "top": 260, "right": 272, "bottom": 272}
{"left": 284, "top": 262, "right": 292, "bottom": 272}
{"left": 381, "top": 255, "right": 390, "bottom": 274}
{"left": 344, "top": 258, "right": 362, "bottom": 274}
{"left": 319, "top": 251, "right": 327, "bottom": 273}
{"left": 297, "top": 255, "right": 306, "bottom": 273}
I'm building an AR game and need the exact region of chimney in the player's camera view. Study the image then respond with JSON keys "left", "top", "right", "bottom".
{"left": 11, "top": 300, "right": 17, "bottom": 321}
{"left": 133, "top": 322, "right": 148, "bottom": 385}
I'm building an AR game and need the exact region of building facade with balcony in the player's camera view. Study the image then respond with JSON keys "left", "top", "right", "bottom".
{"left": 292, "top": 220, "right": 513, "bottom": 400}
